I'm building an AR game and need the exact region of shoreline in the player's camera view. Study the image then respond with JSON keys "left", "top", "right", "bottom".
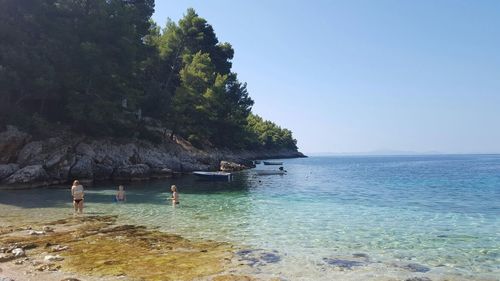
{"left": 1, "top": 214, "right": 496, "bottom": 281}
{"left": 0, "top": 125, "right": 306, "bottom": 189}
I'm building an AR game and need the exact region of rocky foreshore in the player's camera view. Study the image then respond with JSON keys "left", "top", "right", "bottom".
{"left": 0, "top": 215, "right": 281, "bottom": 281}
{"left": 0, "top": 125, "right": 305, "bottom": 188}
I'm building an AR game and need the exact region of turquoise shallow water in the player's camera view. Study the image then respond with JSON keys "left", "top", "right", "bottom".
{"left": 1, "top": 155, "right": 499, "bottom": 280}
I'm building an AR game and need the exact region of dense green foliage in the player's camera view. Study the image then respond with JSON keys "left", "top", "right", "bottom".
{"left": 0, "top": 1, "right": 297, "bottom": 150}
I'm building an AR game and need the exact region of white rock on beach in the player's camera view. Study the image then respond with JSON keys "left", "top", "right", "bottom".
{"left": 11, "top": 248, "right": 25, "bottom": 257}
{"left": 51, "top": 245, "right": 69, "bottom": 252}
{"left": 28, "top": 230, "right": 46, "bottom": 236}
{"left": 44, "top": 255, "right": 64, "bottom": 262}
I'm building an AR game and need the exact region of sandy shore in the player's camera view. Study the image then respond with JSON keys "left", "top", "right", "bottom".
{"left": 0, "top": 215, "right": 278, "bottom": 281}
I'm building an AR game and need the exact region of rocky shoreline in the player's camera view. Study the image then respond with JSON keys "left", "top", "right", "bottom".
{"left": 0, "top": 215, "right": 281, "bottom": 281}
{"left": 0, "top": 125, "right": 305, "bottom": 189}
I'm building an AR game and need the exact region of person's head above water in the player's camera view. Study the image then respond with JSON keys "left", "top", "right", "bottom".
{"left": 171, "top": 185, "right": 177, "bottom": 192}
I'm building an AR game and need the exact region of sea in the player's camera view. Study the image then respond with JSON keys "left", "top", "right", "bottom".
{"left": 1, "top": 155, "right": 499, "bottom": 280}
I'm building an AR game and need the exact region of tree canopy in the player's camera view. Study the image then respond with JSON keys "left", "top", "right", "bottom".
{"left": 0, "top": 1, "right": 298, "bottom": 151}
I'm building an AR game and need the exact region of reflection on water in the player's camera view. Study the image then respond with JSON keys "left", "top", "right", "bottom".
{"left": 1, "top": 155, "right": 499, "bottom": 280}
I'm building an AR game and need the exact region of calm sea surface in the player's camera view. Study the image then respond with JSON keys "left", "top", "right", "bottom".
{"left": 1, "top": 155, "right": 499, "bottom": 280}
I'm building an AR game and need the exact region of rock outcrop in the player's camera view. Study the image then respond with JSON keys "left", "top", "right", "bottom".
{"left": 0, "top": 125, "right": 31, "bottom": 164}
{"left": 0, "top": 125, "right": 305, "bottom": 188}
{"left": 0, "top": 163, "right": 19, "bottom": 180}
{"left": 113, "top": 164, "right": 151, "bottom": 181}
{"left": 220, "top": 160, "right": 249, "bottom": 172}
{"left": 4, "top": 165, "right": 50, "bottom": 187}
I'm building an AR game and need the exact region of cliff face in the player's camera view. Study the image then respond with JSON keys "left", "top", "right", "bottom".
{"left": 0, "top": 126, "right": 304, "bottom": 188}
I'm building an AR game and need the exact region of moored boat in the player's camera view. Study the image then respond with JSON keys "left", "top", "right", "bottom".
{"left": 193, "top": 171, "right": 232, "bottom": 181}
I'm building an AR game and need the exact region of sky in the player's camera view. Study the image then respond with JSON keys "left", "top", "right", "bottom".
{"left": 152, "top": 1, "right": 500, "bottom": 154}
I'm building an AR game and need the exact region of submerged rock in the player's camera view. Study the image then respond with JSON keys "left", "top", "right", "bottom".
{"left": 352, "top": 253, "right": 370, "bottom": 260}
{"left": 405, "top": 277, "right": 432, "bottom": 281}
{"left": 322, "top": 258, "right": 365, "bottom": 270}
{"left": 212, "top": 274, "right": 258, "bottom": 281}
{"left": 402, "top": 263, "right": 431, "bottom": 273}
{"left": 236, "top": 249, "right": 281, "bottom": 267}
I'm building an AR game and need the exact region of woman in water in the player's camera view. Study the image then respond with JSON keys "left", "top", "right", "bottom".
{"left": 170, "top": 185, "right": 179, "bottom": 206}
{"left": 115, "top": 185, "right": 126, "bottom": 202}
{"left": 71, "top": 180, "right": 84, "bottom": 214}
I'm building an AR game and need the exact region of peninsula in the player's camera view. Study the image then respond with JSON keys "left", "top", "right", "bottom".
{"left": 0, "top": 4, "right": 303, "bottom": 188}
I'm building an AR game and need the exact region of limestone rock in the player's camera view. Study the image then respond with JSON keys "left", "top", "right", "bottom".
{"left": 69, "top": 156, "right": 94, "bottom": 180}
{"left": 94, "top": 163, "right": 114, "bottom": 181}
{"left": 150, "top": 166, "right": 174, "bottom": 179}
{"left": 0, "top": 164, "right": 19, "bottom": 180}
{"left": 0, "top": 125, "right": 31, "bottom": 164}
{"left": 0, "top": 253, "right": 14, "bottom": 262}
{"left": 16, "top": 141, "right": 43, "bottom": 166}
{"left": 220, "top": 160, "right": 247, "bottom": 172}
{"left": 36, "top": 262, "right": 61, "bottom": 271}
{"left": 51, "top": 245, "right": 69, "bottom": 252}
{"left": 11, "top": 248, "right": 24, "bottom": 258}
{"left": 42, "top": 226, "right": 54, "bottom": 232}
{"left": 44, "top": 255, "right": 64, "bottom": 262}
{"left": 113, "top": 164, "right": 151, "bottom": 180}
{"left": 75, "top": 142, "right": 95, "bottom": 158}
{"left": 44, "top": 146, "right": 71, "bottom": 169}
{"left": 4, "top": 165, "right": 49, "bottom": 186}
{"left": 28, "top": 230, "right": 46, "bottom": 236}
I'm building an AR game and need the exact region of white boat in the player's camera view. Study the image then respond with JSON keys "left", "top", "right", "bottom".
{"left": 193, "top": 171, "right": 232, "bottom": 181}
{"left": 255, "top": 170, "right": 286, "bottom": 176}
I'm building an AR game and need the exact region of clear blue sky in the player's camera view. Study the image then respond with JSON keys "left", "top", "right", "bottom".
{"left": 152, "top": 1, "right": 500, "bottom": 154}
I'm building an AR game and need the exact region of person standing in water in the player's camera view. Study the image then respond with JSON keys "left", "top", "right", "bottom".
{"left": 170, "top": 185, "right": 179, "bottom": 206}
{"left": 71, "top": 180, "right": 84, "bottom": 214}
{"left": 115, "top": 185, "right": 126, "bottom": 202}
